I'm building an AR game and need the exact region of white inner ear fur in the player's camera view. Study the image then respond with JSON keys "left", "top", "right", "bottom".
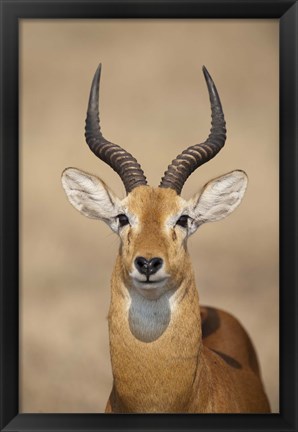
{"left": 187, "top": 170, "right": 248, "bottom": 232}
{"left": 61, "top": 168, "right": 122, "bottom": 231}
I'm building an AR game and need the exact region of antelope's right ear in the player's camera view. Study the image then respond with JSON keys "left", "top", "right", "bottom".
{"left": 61, "top": 168, "right": 122, "bottom": 224}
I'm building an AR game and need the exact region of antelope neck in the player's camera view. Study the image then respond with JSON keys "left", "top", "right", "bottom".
{"left": 108, "top": 258, "right": 206, "bottom": 412}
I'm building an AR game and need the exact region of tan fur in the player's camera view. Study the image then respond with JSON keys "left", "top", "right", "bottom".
{"left": 104, "top": 186, "right": 270, "bottom": 413}
{"left": 61, "top": 170, "right": 270, "bottom": 413}
{"left": 119, "top": 187, "right": 188, "bottom": 289}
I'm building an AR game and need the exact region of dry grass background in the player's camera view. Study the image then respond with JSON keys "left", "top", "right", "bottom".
{"left": 20, "top": 20, "right": 279, "bottom": 413}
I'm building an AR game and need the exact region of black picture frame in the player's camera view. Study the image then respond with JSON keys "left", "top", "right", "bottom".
{"left": 0, "top": 1, "right": 297, "bottom": 431}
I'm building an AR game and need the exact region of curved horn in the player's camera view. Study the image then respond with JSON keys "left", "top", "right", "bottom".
{"left": 159, "top": 66, "right": 226, "bottom": 194}
{"left": 85, "top": 64, "right": 147, "bottom": 194}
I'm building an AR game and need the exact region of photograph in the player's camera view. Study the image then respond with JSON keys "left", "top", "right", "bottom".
{"left": 19, "top": 18, "right": 279, "bottom": 414}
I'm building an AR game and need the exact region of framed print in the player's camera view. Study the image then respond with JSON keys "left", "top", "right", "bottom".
{"left": 0, "top": 1, "right": 297, "bottom": 431}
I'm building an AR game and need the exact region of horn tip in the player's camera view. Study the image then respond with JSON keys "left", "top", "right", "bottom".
{"left": 95, "top": 63, "right": 102, "bottom": 78}
{"left": 91, "top": 63, "right": 102, "bottom": 85}
{"left": 202, "top": 65, "right": 212, "bottom": 81}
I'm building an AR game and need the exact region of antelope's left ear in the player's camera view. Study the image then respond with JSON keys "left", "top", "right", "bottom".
{"left": 189, "top": 170, "right": 248, "bottom": 226}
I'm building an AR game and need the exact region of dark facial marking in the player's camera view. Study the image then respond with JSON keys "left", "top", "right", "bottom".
{"left": 127, "top": 229, "right": 131, "bottom": 245}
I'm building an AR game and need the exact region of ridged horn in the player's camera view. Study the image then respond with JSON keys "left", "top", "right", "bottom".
{"left": 85, "top": 64, "right": 147, "bottom": 194}
{"left": 159, "top": 66, "right": 226, "bottom": 194}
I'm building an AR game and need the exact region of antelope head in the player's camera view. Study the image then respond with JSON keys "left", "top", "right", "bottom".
{"left": 62, "top": 65, "right": 248, "bottom": 303}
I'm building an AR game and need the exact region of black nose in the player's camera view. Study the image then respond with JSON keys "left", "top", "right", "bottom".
{"left": 134, "top": 257, "right": 163, "bottom": 276}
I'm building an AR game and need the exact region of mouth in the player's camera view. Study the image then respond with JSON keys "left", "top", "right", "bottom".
{"left": 132, "top": 278, "right": 169, "bottom": 300}
{"left": 136, "top": 277, "right": 167, "bottom": 287}
{"left": 132, "top": 277, "right": 169, "bottom": 292}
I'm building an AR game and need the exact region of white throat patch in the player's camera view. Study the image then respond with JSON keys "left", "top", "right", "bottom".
{"left": 128, "top": 289, "right": 174, "bottom": 343}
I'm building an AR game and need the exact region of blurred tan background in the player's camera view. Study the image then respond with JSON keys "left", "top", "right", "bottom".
{"left": 19, "top": 20, "right": 279, "bottom": 413}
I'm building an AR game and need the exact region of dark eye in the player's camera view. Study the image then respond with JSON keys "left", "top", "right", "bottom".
{"left": 117, "top": 214, "right": 129, "bottom": 227}
{"left": 176, "top": 215, "right": 189, "bottom": 228}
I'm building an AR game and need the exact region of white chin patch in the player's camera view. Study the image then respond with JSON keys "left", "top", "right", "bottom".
{"left": 129, "top": 268, "right": 170, "bottom": 299}
{"left": 132, "top": 278, "right": 169, "bottom": 299}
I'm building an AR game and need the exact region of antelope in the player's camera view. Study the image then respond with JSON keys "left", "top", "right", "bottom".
{"left": 61, "top": 64, "right": 270, "bottom": 413}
